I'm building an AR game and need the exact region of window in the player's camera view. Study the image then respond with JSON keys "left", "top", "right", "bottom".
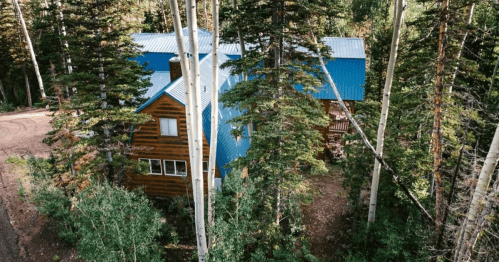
{"left": 160, "top": 118, "right": 178, "bottom": 136}
{"left": 203, "top": 161, "right": 208, "bottom": 173}
{"left": 163, "top": 160, "right": 187, "bottom": 176}
{"left": 139, "top": 158, "right": 162, "bottom": 175}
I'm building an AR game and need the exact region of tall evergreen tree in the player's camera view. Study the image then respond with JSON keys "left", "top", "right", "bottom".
{"left": 217, "top": 0, "right": 331, "bottom": 258}
{"left": 47, "top": 0, "right": 152, "bottom": 183}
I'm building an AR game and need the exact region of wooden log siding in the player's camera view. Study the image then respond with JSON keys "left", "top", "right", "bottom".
{"left": 126, "top": 94, "right": 221, "bottom": 197}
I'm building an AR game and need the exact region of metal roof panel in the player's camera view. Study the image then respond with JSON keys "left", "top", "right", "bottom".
{"left": 133, "top": 33, "right": 366, "bottom": 59}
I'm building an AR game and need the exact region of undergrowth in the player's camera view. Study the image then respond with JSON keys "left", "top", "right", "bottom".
{"left": 28, "top": 156, "right": 169, "bottom": 262}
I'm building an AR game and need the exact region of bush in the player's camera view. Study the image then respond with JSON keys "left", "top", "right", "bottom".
{"left": 6, "top": 154, "right": 28, "bottom": 166}
{"left": 73, "top": 183, "right": 163, "bottom": 262}
{"left": 0, "top": 102, "right": 15, "bottom": 112}
{"left": 207, "top": 170, "right": 316, "bottom": 262}
{"left": 31, "top": 179, "right": 76, "bottom": 242}
{"left": 28, "top": 158, "right": 164, "bottom": 262}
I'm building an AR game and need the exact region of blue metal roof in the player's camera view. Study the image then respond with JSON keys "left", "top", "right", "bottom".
{"left": 132, "top": 34, "right": 214, "bottom": 54}
{"left": 137, "top": 52, "right": 232, "bottom": 112}
{"left": 323, "top": 37, "right": 365, "bottom": 59}
{"left": 295, "top": 58, "right": 365, "bottom": 101}
{"left": 131, "top": 53, "right": 207, "bottom": 72}
{"left": 202, "top": 75, "right": 249, "bottom": 178}
{"left": 133, "top": 33, "right": 365, "bottom": 59}
{"left": 144, "top": 71, "right": 171, "bottom": 98}
{"left": 164, "top": 27, "right": 212, "bottom": 37}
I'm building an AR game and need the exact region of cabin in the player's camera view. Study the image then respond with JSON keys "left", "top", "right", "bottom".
{"left": 125, "top": 29, "right": 365, "bottom": 197}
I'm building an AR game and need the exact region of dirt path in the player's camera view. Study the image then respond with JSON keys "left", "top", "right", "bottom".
{"left": 303, "top": 166, "right": 352, "bottom": 262}
{"left": 0, "top": 109, "right": 80, "bottom": 261}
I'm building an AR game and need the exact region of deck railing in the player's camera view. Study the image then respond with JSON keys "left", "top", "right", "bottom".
{"left": 329, "top": 119, "right": 350, "bottom": 133}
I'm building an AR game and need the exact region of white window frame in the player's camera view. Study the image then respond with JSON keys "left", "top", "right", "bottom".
{"left": 163, "top": 159, "right": 187, "bottom": 177}
{"left": 139, "top": 158, "right": 162, "bottom": 175}
{"left": 159, "top": 118, "right": 178, "bottom": 136}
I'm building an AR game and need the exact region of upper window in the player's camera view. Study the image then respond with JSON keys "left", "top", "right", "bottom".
{"left": 203, "top": 161, "right": 208, "bottom": 173}
{"left": 139, "top": 158, "right": 162, "bottom": 175}
{"left": 160, "top": 118, "right": 178, "bottom": 136}
{"left": 164, "top": 160, "right": 187, "bottom": 176}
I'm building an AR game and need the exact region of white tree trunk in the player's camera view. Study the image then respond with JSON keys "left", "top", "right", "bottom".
{"left": 23, "top": 67, "right": 32, "bottom": 107}
{"left": 455, "top": 123, "right": 499, "bottom": 262}
{"left": 12, "top": 0, "right": 46, "bottom": 99}
{"left": 0, "top": 79, "right": 7, "bottom": 104}
{"left": 368, "top": 0, "right": 405, "bottom": 224}
{"left": 203, "top": 0, "right": 208, "bottom": 30}
{"left": 93, "top": 11, "right": 112, "bottom": 164}
{"left": 487, "top": 55, "right": 499, "bottom": 97}
{"left": 207, "top": 0, "right": 219, "bottom": 249}
{"left": 168, "top": 0, "right": 195, "bottom": 172}
{"left": 311, "top": 34, "right": 434, "bottom": 222}
{"left": 158, "top": 0, "right": 169, "bottom": 33}
{"left": 449, "top": 3, "right": 475, "bottom": 94}
{"left": 186, "top": 0, "right": 209, "bottom": 259}
{"left": 56, "top": 0, "right": 73, "bottom": 75}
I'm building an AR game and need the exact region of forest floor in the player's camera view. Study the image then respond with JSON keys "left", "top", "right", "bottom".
{"left": 302, "top": 163, "right": 353, "bottom": 262}
{"left": 0, "top": 108, "right": 81, "bottom": 262}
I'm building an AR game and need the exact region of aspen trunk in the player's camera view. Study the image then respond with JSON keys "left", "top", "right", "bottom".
{"left": 159, "top": 0, "right": 169, "bottom": 33}
{"left": 311, "top": 34, "right": 434, "bottom": 222}
{"left": 168, "top": 0, "right": 195, "bottom": 181}
{"left": 56, "top": 0, "right": 73, "bottom": 75}
{"left": 455, "top": 123, "right": 499, "bottom": 262}
{"left": 487, "top": 55, "right": 499, "bottom": 97}
{"left": 186, "top": 0, "right": 209, "bottom": 259}
{"left": 0, "top": 79, "right": 7, "bottom": 104}
{"left": 207, "top": 0, "right": 219, "bottom": 249}
{"left": 93, "top": 9, "right": 113, "bottom": 168}
{"left": 433, "top": 0, "right": 450, "bottom": 235}
{"left": 203, "top": 0, "right": 208, "bottom": 30}
{"left": 449, "top": 2, "right": 475, "bottom": 94}
{"left": 11, "top": 84, "right": 20, "bottom": 103}
{"left": 12, "top": 0, "right": 46, "bottom": 99}
{"left": 23, "top": 67, "right": 32, "bottom": 107}
{"left": 368, "top": 0, "right": 405, "bottom": 224}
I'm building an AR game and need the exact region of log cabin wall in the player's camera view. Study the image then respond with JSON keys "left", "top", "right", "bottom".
{"left": 125, "top": 93, "right": 220, "bottom": 197}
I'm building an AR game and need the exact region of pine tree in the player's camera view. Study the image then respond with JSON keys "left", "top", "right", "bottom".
{"left": 219, "top": 0, "right": 331, "bottom": 257}
{"left": 47, "top": 0, "right": 152, "bottom": 183}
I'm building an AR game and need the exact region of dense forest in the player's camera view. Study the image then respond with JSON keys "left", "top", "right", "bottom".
{"left": 0, "top": 0, "right": 498, "bottom": 261}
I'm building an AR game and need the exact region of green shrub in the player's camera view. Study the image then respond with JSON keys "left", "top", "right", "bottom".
{"left": 207, "top": 170, "right": 316, "bottom": 262}
{"left": 73, "top": 183, "right": 163, "bottom": 262}
{"left": 6, "top": 154, "right": 27, "bottom": 166}
{"left": 160, "top": 223, "right": 180, "bottom": 245}
{"left": 0, "top": 102, "right": 15, "bottom": 112}
{"left": 169, "top": 195, "right": 194, "bottom": 221}
{"left": 31, "top": 179, "right": 76, "bottom": 242}
{"left": 28, "top": 158, "right": 164, "bottom": 261}
{"left": 28, "top": 156, "right": 55, "bottom": 181}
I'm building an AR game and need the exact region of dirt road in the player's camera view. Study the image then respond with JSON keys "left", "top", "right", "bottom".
{"left": 0, "top": 110, "right": 52, "bottom": 161}
{"left": 0, "top": 109, "right": 80, "bottom": 261}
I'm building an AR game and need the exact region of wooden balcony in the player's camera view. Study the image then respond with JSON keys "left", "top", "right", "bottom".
{"left": 329, "top": 119, "right": 350, "bottom": 133}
